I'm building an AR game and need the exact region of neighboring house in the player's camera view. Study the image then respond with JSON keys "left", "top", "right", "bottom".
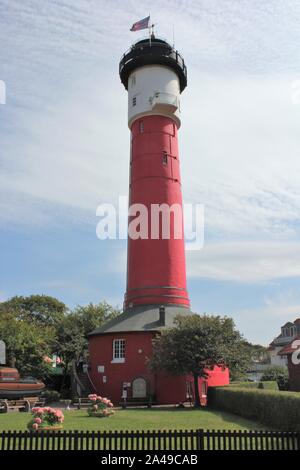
{"left": 278, "top": 334, "right": 300, "bottom": 392}
{"left": 268, "top": 319, "right": 300, "bottom": 368}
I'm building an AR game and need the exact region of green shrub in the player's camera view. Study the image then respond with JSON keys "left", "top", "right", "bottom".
{"left": 258, "top": 381, "right": 278, "bottom": 391}
{"left": 42, "top": 389, "right": 61, "bottom": 404}
{"left": 208, "top": 387, "right": 300, "bottom": 430}
{"left": 261, "top": 366, "right": 289, "bottom": 390}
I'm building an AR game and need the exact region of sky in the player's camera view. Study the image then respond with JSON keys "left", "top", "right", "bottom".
{"left": 1, "top": 0, "right": 300, "bottom": 345}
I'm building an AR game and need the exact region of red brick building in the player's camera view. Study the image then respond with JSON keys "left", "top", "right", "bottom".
{"left": 88, "top": 305, "right": 229, "bottom": 405}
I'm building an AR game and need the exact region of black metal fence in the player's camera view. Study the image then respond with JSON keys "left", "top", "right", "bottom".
{"left": 0, "top": 429, "right": 299, "bottom": 451}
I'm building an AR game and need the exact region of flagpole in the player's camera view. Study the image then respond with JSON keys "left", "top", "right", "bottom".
{"left": 172, "top": 24, "right": 175, "bottom": 49}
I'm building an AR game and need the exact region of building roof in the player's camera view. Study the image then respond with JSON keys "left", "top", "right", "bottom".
{"left": 269, "top": 317, "right": 300, "bottom": 348}
{"left": 269, "top": 336, "right": 293, "bottom": 347}
{"left": 278, "top": 334, "right": 300, "bottom": 355}
{"left": 282, "top": 322, "right": 295, "bottom": 327}
{"left": 88, "top": 304, "right": 192, "bottom": 336}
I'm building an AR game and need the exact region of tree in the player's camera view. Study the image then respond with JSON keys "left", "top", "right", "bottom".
{"left": 0, "top": 295, "right": 67, "bottom": 378}
{"left": 150, "top": 314, "right": 246, "bottom": 407}
{"left": 261, "top": 365, "right": 289, "bottom": 390}
{"left": 0, "top": 311, "right": 53, "bottom": 378}
{"left": 54, "top": 302, "right": 120, "bottom": 393}
{"left": 0, "top": 295, "right": 67, "bottom": 326}
{"left": 229, "top": 341, "right": 270, "bottom": 382}
{"left": 72, "top": 301, "right": 120, "bottom": 338}
{"left": 0, "top": 296, "right": 120, "bottom": 389}
{"left": 54, "top": 314, "right": 84, "bottom": 394}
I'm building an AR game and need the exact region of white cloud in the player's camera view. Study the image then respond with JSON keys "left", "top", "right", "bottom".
{"left": 187, "top": 241, "right": 300, "bottom": 282}
{"left": 237, "top": 290, "right": 300, "bottom": 344}
{"left": 1, "top": 0, "right": 300, "bottom": 290}
{"left": 181, "top": 74, "right": 300, "bottom": 238}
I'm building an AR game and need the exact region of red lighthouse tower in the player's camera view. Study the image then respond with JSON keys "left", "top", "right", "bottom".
{"left": 121, "top": 37, "right": 189, "bottom": 311}
{"left": 88, "top": 36, "right": 229, "bottom": 405}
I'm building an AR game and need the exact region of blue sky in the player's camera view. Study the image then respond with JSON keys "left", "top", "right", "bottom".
{"left": 1, "top": 0, "right": 300, "bottom": 345}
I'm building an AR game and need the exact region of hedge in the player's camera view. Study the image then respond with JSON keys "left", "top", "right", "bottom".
{"left": 229, "top": 381, "right": 258, "bottom": 389}
{"left": 208, "top": 387, "right": 300, "bottom": 430}
{"left": 229, "top": 381, "right": 278, "bottom": 391}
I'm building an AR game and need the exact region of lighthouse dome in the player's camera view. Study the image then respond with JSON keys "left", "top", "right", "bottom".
{"left": 119, "top": 36, "right": 187, "bottom": 92}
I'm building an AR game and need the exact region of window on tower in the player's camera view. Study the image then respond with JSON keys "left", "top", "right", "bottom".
{"left": 132, "top": 96, "right": 137, "bottom": 107}
{"left": 162, "top": 151, "right": 168, "bottom": 166}
{"left": 139, "top": 120, "right": 144, "bottom": 133}
{"left": 112, "top": 339, "right": 125, "bottom": 363}
{"left": 131, "top": 75, "right": 136, "bottom": 87}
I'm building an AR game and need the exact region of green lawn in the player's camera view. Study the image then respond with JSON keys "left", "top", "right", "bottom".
{"left": 0, "top": 407, "right": 268, "bottom": 431}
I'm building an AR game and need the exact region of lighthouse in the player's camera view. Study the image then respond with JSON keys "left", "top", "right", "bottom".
{"left": 121, "top": 37, "right": 190, "bottom": 312}
{"left": 88, "top": 35, "right": 229, "bottom": 405}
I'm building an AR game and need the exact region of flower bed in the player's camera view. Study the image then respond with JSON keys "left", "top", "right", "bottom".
{"left": 28, "top": 407, "right": 64, "bottom": 431}
{"left": 87, "top": 394, "right": 115, "bottom": 418}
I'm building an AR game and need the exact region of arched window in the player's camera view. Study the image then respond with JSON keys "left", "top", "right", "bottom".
{"left": 132, "top": 377, "right": 147, "bottom": 398}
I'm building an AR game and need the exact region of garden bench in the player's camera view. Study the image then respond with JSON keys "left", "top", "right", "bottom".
{"left": 119, "top": 399, "right": 157, "bottom": 409}
{"left": 72, "top": 397, "right": 91, "bottom": 409}
{"left": 0, "top": 396, "right": 44, "bottom": 413}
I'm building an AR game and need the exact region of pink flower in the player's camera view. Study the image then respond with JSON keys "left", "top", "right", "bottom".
{"left": 34, "top": 417, "right": 42, "bottom": 424}
{"left": 32, "top": 407, "right": 44, "bottom": 415}
{"left": 88, "top": 394, "right": 97, "bottom": 400}
{"left": 32, "top": 423, "right": 39, "bottom": 430}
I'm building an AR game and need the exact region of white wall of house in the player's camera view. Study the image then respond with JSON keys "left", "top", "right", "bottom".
{"left": 270, "top": 347, "right": 288, "bottom": 368}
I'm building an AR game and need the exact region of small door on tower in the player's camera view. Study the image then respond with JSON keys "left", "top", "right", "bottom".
{"left": 132, "top": 377, "right": 147, "bottom": 398}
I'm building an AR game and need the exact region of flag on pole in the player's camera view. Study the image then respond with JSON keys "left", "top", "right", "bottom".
{"left": 130, "top": 15, "right": 150, "bottom": 32}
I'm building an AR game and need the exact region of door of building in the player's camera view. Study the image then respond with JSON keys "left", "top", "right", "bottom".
{"left": 132, "top": 377, "right": 147, "bottom": 398}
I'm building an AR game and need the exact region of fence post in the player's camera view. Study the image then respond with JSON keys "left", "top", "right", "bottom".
{"left": 297, "top": 432, "right": 300, "bottom": 451}
{"left": 74, "top": 430, "right": 78, "bottom": 451}
{"left": 196, "top": 429, "right": 204, "bottom": 450}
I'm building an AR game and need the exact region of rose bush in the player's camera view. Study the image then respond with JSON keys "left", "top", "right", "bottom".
{"left": 87, "top": 394, "right": 115, "bottom": 418}
{"left": 28, "top": 407, "right": 64, "bottom": 431}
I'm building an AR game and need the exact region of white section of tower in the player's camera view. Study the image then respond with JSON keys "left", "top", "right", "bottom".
{"left": 127, "top": 65, "right": 181, "bottom": 128}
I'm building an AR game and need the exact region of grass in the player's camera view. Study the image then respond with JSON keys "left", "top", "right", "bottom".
{"left": 0, "top": 407, "right": 269, "bottom": 432}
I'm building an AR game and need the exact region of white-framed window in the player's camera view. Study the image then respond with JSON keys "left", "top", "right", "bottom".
{"left": 112, "top": 339, "right": 125, "bottom": 363}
